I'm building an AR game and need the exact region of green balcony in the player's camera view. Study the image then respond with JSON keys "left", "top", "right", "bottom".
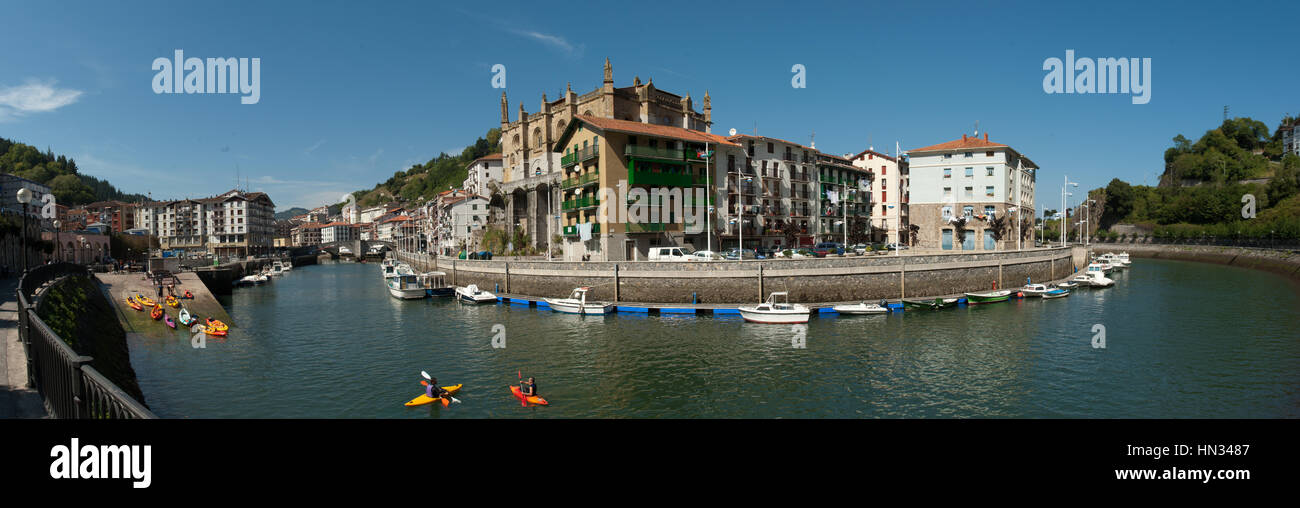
{"left": 563, "top": 223, "right": 601, "bottom": 236}
{"left": 624, "top": 222, "right": 669, "bottom": 233}
{"left": 628, "top": 168, "right": 693, "bottom": 187}
{"left": 624, "top": 145, "right": 686, "bottom": 161}
{"left": 561, "top": 152, "right": 578, "bottom": 167}
{"left": 562, "top": 145, "right": 599, "bottom": 168}
{"left": 562, "top": 195, "right": 602, "bottom": 211}
{"left": 562, "top": 171, "right": 600, "bottom": 189}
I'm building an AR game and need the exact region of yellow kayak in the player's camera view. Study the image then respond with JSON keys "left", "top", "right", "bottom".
{"left": 404, "top": 384, "right": 463, "bottom": 407}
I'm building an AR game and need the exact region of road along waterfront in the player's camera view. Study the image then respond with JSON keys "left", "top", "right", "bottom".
{"left": 124, "top": 258, "right": 1300, "bottom": 418}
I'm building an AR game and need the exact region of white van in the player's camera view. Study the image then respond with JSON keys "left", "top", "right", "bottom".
{"left": 647, "top": 246, "right": 694, "bottom": 261}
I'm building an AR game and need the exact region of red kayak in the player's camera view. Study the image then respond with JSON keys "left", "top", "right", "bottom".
{"left": 511, "top": 385, "right": 548, "bottom": 406}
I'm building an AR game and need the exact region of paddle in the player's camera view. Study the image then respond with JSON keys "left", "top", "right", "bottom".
{"left": 518, "top": 369, "right": 527, "bottom": 407}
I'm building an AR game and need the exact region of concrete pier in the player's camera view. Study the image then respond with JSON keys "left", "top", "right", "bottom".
{"left": 98, "top": 272, "right": 235, "bottom": 339}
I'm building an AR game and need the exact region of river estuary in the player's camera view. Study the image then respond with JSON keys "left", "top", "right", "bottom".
{"left": 125, "top": 259, "right": 1300, "bottom": 418}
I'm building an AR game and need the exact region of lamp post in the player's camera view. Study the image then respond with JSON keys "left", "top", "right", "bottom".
{"left": 1060, "top": 177, "right": 1076, "bottom": 247}
{"left": 1008, "top": 206, "right": 1019, "bottom": 251}
{"left": 16, "top": 188, "right": 32, "bottom": 273}
{"left": 53, "top": 220, "right": 61, "bottom": 263}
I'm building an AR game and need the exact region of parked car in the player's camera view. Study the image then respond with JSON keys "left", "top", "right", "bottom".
{"left": 850, "top": 243, "right": 869, "bottom": 255}
{"left": 691, "top": 250, "right": 724, "bottom": 261}
{"left": 885, "top": 242, "right": 909, "bottom": 251}
{"left": 722, "top": 248, "right": 761, "bottom": 260}
{"left": 812, "top": 242, "right": 845, "bottom": 256}
{"left": 648, "top": 246, "right": 695, "bottom": 261}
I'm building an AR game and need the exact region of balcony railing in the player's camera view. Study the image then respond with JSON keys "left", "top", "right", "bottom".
{"left": 562, "top": 171, "right": 600, "bottom": 189}
{"left": 629, "top": 168, "right": 693, "bottom": 187}
{"left": 562, "top": 196, "right": 602, "bottom": 211}
{"left": 624, "top": 222, "right": 670, "bottom": 233}
{"left": 562, "top": 145, "right": 600, "bottom": 167}
{"left": 624, "top": 145, "right": 686, "bottom": 160}
{"left": 562, "top": 223, "right": 601, "bottom": 236}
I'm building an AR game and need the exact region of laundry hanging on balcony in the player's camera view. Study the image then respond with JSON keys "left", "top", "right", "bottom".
{"left": 578, "top": 222, "right": 593, "bottom": 242}
{"left": 827, "top": 190, "right": 839, "bottom": 204}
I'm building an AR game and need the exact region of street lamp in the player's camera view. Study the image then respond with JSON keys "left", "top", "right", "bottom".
{"left": 16, "top": 188, "right": 32, "bottom": 273}
{"left": 53, "top": 220, "right": 61, "bottom": 263}
{"left": 1007, "top": 206, "right": 1019, "bottom": 251}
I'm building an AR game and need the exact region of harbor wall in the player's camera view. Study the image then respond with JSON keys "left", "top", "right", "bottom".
{"left": 394, "top": 247, "right": 1084, "bottom": 304}
{"left": 1118, "top": 244, "right": 1300, "bottom": 280}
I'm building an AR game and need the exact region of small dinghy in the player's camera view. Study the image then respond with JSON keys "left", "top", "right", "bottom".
{"left": 832, "top": 299, "right": 890, "bottom": 315}
{"left": 544, "top": 287, "right": 614, "bottom": 315}
{"left": 1042, "top": 288, "right": 1071, "bottom": 299}
{"left": 178, "top": 307, "right": 197, "bottom": 327}
{"left": 455, "top": 284, "right": 497, "bottom": 304}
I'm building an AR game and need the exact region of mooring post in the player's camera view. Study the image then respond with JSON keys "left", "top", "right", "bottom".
{"left": 900, "top": 257, "right": 906, "bottom": 299}
{"left": 504, "top": 262, "right": 510, "bottom": 294}
{"left": 758, "top": 263, "right": 764, "bottom": 302}
{"left": 614, "top": 264, "right": 620, "bottom": 302}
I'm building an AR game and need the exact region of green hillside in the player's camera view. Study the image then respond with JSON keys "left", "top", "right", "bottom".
{"left": 351, "top": 127, "right": 501, "bottom": 208}
{"left": 0, "top": 137, "right": 148, "bottom": 205}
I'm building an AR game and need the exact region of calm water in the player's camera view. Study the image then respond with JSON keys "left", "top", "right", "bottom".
{"left": 126, "top": 259, "right": 1300, "bottom": 418}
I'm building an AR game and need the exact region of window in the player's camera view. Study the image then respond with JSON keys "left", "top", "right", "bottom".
{"left": 964, "top": 152, "right": 973, "bottom": 158}
{"left": 984, "top": 205, "right": 995, "bottom": 216}
{"left": 965, "top": 167, "right": 973, "bottom": 177}
{"left": 943, "top": 153, "right": 953, "bottom": 159}
{"left": 943, "top": 187, "right": 952, "bottom": 198}
{"left": 882, "top": 166, "right": 887, "bottom": 175}
{"left": 986, "top": 167, "right": 995, "bottom": 176}
{"left": 963, "top": 205, "right": 974, "bottom": 217}
{"left": 964, "top": 187, "right": 973, "bottom": 198}
{"left": 767, "top": 142, "right": 774, "bottom": 153}
{"left": 986, "top": 151, "right": 994, "bottom": 157}
{"left": 943, "top": 168, "right": 952, "bottom": 178}
{"left": 882, "top": 191, "right": 887, "bottom": 202}
{"left": 985, "top": 186, "right": 994, "bottom": 197}
{"left": 942, "top": 206, "right": 952, "bottom": 219}
{"left": 942, "top": 229, "right": 953, "bottom": 250}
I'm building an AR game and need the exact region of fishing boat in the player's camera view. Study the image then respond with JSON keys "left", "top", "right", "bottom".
{"left": 1083, "top": 263, "right": 1115, "bottom": 287}
{"left": 902, "top": 297, "right": 960, "bottom": 310}
{"left": 1020, "top": 283, "right": 1052, "bottom": 297}
{"left": 387, "top": 273, "right": 428, "bottom": 299}
{"left": 832, "top": 300, "right": 889, "bottom": 314}
{"left": 544, "top": 287, "right": 614, "bottom": 315}
{"left": 1042, "top": 288, "right": 1071, "bottom": 299}
{"left": 420, "top": 271, "right": 455, "bottom": 297}
{"left": 1116, "top": 252, "right": 1131, "bottom": 267}
{"left": 963, "top": 289, "right": 1012, "bottom": 304}
{"left": 381, "top": 259, "right": 404, "bottom": 279}
{"left": 738, "top": 291, "right": 811, "bottom": 324}
{"left": 454, "top": 284, "right": 497, "bottom": 304}
{"left": 178, "top": 307, "right": 197, "bottom": 327}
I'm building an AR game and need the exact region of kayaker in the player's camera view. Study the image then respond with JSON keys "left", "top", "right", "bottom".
{"left": 520, "top": 377, "right": 538, "bottom": 397}
{"left": 426, "top": 376, "right": 449, "bottom": 401}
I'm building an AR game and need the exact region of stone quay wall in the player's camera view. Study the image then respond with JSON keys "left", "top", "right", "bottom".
{"left": 393, "top": 247, "right": 1086, "bottom": 304}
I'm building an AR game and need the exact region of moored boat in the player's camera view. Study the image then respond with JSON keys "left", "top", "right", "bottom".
{"left": 1020, "top": 283, "right": 1052, "bottom": 297}
{"left": 204, "top": 318, "right": 228, "bottom": 336}
{"left": 1042, "top": 288, "right": 1071, "bottom": 299}
{"left": 544, "top": 287, "right": 614, "bottom": 315}
{"left": 832, "top": 300, "right": 890, "bottom": 314}
{"left": 1083, "top": 263, "right": 1115, "bottom": 287}
{"left": 421, "top": 272, "right": 455, "bottom": 297}
{"left": 902, "top": 297, "right": 960, "bottom": 310}
{"left": 964, "top": 289, "right": 1012, "bottom": 304}
{"left": 387, "top": 273, "right": 428, "bottom": 299}
{"left": 454, "top": 284, "right": 497, "bottom": 304}
{"left": 178, "top": 307, "right": 197, "bottom": 327}
{"left": 738, "top": 291, "right": 811, "bottom": 324}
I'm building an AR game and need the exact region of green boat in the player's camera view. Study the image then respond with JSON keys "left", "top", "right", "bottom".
{"left": 902, "top": 297, "right": 960, "bottom": 310}
{"left": 963, "top": 290, "right": 1012, "bottom": 304}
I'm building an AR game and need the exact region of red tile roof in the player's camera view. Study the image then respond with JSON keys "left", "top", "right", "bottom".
{"left": 909, "top": 134, "right": 1007, "bottom": 153}
{"left": 573, "top": 115, "right": 740, "bottom": 147}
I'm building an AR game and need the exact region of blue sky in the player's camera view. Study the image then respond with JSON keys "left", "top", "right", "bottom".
{"left": 1, "top": 0, "right": 1297, "bottom": 211}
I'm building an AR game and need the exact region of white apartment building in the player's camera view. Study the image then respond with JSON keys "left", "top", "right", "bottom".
{"left": 443, "top": 195, "right": 489, "bottom": 252}
{"left": 851, "top": 148, "right": 909, "bottom": 245}
{"left": 907, "top": 133, "right": 1037, "bottom": 251}
{"left": 462, "top": 154, "right": 503, "bottom": 197}
{"left": 320, "top": 222, "right": 356, "bottom": 244}
{"left": 136, "top": 189, "right": 275, "bottom": 256}
{"left": 0, "top": 173, "right": 51, "bottom": 219}
{"left": 1283, "top": 119, "right": 1300, "bottom": 157}
{"left": 722, "top": 135, "right": 820, "bottom": 250}
{"left": 359, "top": 205, "right": 390, "bottom": 224}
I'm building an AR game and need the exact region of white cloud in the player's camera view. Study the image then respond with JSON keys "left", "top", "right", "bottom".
{"left": 508, "top": 29, "right": 584, "bottom": 58}
{"left": 304, "top": 139, "right": 326, "bottom": 155}
{"left": 0, "top": 79, "right": 84, "bottom": 121}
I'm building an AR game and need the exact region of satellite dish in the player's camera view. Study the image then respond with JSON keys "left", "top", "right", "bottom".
{"left": 728, "top": 128, "right": 737, "bottom": 136}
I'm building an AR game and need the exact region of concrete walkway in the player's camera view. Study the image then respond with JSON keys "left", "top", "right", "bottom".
{"left": 0, "top": 277, "right": 48, "bottom": 418}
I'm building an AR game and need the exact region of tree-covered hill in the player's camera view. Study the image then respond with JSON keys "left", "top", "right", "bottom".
{"left": 351, "top": 127, "right": 501, "bottom": 208}
{"left": 0, "top": 137, "right": 148, "bottom": 205}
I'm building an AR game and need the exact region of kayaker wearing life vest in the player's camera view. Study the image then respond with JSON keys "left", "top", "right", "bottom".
{"left": 520, "top": 377, "right": 538, "bottom": 398}
{"left": 426, "top": 376, "right": 449, "bottom": 401}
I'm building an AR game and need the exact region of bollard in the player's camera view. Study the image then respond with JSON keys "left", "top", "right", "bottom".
{"left": 692, "top": 292, "right": 697, "bottom": 304}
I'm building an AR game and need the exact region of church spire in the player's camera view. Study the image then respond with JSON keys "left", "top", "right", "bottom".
{"left": 603, "top": 57, "right": 613, "bottom": 84}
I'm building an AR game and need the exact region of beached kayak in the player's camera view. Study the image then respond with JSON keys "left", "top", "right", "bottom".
{"left": 511, "top": 385, "right": 548, "bottom": 406}
{"left": 404, "top": 384, "right": 463, "bottom": 407}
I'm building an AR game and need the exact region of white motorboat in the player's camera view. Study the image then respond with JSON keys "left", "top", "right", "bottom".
{"left": 1055, "top": 280, "right": 1080, "bottom": 290}
{"left": 454, "top": 284, "right": 497, "bottom": 304}
{"left": 268, "top": 261, "right": 285, "bottom": 276}
{"left": 544, "top": 287, "right": 614, "bottom": 315}
{"left": 1083, "top": 263, "right": 1115, "bottom": 287}
{"left": 387, "top": 273, "right": 427, "bottom": 299}
{"left": 1020, "top": 283, "right": 1052, "bottom": 297}
{"left": 234, "top": 273, "right": 267, "bottom": 286}
{"left": 832, "top": 300, "right": 889, "bottom": 314}
{"left": 1042, "top": 288, "right": 1071, "bottom": 299}
{"left": 381, "top": 259, "right": 400, "bottom": 278}
{"left": 738, "top": 292, "right": 811, "bottom": 324}
{"left": 1116, "top": 252, "right": 1131, "bottom": 267}
{"left": 1069, "top": 274, "right": 1092, "bottom": 287}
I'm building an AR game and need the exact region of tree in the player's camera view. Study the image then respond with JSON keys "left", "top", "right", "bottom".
{"left": 950, "top": 216, "right": 969, "bottom": 246}
{"left": 986, "top": 213, "right": 1009, "bottom": 244}
{"left": 1100, "top": 179, "right": 1134, "bottom": 229}
{"left": 907, "top": 224, "right": 920, "bottom": 246}
{"left": 847, "top": 217, "right": 869, "bottom": 245}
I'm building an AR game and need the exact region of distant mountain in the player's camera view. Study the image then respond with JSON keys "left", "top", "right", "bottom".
{"left": 0, "top": 137, "right": 148, "bottom": 205}
{"left": 274, "top": 207, "right": 309, "bottom": 220}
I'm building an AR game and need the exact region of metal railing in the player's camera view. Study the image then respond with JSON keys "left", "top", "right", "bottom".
{"left": 16, "top": 262, "right": 157, "bottom": 419}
